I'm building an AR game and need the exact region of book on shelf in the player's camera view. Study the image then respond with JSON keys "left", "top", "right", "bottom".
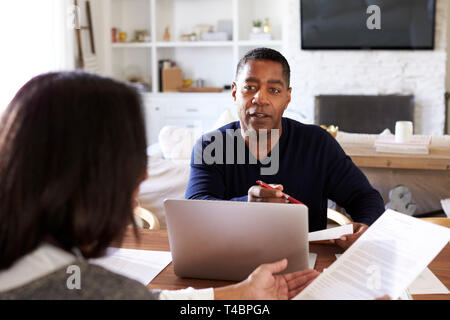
{"left": 249, "top": 33, "right": 272, "bottom": 41}
{"left": 374, "top": 135, "right": 431, "bottom": 154}
{"left": 158, "top": 59, "right": 174, "bottom": 92}
{"left": 201, "top": 32, "right": 228, "bottom": 41}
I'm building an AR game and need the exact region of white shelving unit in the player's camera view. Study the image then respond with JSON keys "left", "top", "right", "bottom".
{"left": 103, "top": 0, "right": 288, "bottom": 144}
{"left": 105, "top": 0, "right": 287, "bottom": 92}
{"left": 111, "top": 43, "right": 152, "bottom": 48}
{"left": 155, "top": 41, "right": 234, "bottom": 48}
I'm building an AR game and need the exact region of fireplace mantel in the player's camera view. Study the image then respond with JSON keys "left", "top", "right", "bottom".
{"left": 315, "top": 95, "right": 415, "bottom": 134}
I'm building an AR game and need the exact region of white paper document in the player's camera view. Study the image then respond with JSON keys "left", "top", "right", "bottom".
{"left": 335, "top": 255, "right": 447, "bottom": 297}
{"left": 294, "top": 209, "right": 450, "bottom": 300}
{"left": 308, "top": 224, "right": 353, "bottom": 242}
{"left": 90, "top": 248, "right": 172, "bottom": 286}
{"left": 309, "top": 253, "right": 317, "bottom": 269}
{"left": 441, "top": 198, "right": 450, "bottom": 218}
{"left": 407, "top": 267, "right": 449, "bottom": 295}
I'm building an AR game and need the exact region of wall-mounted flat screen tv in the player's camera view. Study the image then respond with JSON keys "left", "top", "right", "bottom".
{"left": 301, "top": 0, "right": 436, "bottom": 49}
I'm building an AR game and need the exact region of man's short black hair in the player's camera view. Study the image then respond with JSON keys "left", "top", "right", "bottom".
{"left": 235, "top": 47, "right": 291, "bottom": 88}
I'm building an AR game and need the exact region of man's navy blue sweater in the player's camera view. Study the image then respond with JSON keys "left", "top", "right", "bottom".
{"left": 185, "top": 118, "right": 384, "bottom": 231}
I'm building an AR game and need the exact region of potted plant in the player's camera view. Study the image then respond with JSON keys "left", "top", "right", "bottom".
{"left": 252, "top": 20, "right": 262, "bottom": 34}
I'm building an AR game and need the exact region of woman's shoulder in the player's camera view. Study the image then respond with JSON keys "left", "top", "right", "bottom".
{"left": 0, "top": 261, "right": 160, "bottom": 300}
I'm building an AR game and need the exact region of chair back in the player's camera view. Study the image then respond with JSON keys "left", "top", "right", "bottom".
{"left": 327, "top": 208, "right": 352, "bottom": 226}
{"left": 134, "top": 206, "right": 161, "bottom": 230}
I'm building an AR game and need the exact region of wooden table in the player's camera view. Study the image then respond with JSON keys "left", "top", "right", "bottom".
{"left": 114, "top": 228, "right": 450, "bottom": 300}
{"left": 341, "top": 143, "right": 450, "bottom": 171}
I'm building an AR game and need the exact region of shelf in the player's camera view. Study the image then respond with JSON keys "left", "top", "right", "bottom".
{"left": 110, "top": 41, "right": 283, "bottom": 49}
{"left": 106, "top": 0, "right": 286, "bottom": 94}
{"left": 237, "top": 40, "right": 283, "bottom": 47}
{"left": 178, "top": 87, "right": 224, "bottom": 93}
{"left": 155, "top": 41, "right": 234, "bottom": 48}
{"left": 112, "top": 42, "right": 152, "bottom": 48}
{"left": 142, "top": 91, "right": 232, "bottom": 98}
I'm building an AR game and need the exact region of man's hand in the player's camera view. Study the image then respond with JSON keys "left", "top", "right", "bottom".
{"left": 236, "top": 259, "right": 320, "bottom": 300}
{"left": 329, "top": 222, "right": 368, "bottom": 250}
{"left": 248, "top": 184, "right": 288, "bottom": 203}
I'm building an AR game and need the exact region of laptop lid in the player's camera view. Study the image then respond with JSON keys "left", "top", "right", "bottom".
{"left": 164, "top": 199, "right": 309, "bottom": 281}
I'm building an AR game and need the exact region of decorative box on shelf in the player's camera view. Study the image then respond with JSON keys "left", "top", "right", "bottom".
{"left": 201, "top": 32, "right": 228, "bottom": 41}
{"left": 374, "top": 135, "right": 431, "bottom": 155}
{"left": 162, "top": 68, "right": 183, "bottom": 92}
{"left": 249, "top": 33, "right": 272, "bottom": 41}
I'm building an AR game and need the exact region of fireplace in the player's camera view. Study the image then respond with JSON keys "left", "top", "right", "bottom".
{"left": 315, "top": 95, "right": 415, "bottom": 134}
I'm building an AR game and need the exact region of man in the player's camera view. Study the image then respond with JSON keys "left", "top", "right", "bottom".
{"left": 185, "top": 48, "right": 385, "bottom": 249}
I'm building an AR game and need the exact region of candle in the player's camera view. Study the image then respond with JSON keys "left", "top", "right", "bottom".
{"left": 395, "top": 121, "right": 413, "bottom": 143}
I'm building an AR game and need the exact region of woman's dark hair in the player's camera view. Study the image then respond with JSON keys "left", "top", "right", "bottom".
{"left": 235, "top": 47, "right": 291, "bottom": 88}
{"left": 0, "top": 72, "right": 148, "bottom": 269}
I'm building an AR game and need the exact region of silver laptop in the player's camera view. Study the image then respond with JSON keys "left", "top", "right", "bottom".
{"left": 164, "top": 199, "right": 309, "bottom": 281}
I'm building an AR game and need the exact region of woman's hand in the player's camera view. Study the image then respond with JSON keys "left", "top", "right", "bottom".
{"left": 214, "top": 259, "right": 320, "bottom": 300}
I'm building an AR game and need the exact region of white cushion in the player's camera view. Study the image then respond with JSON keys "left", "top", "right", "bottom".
{"left": 137, "top": 154, "right": 191, "bottom": 227}
{"left": 211, "top": 108, "right": 238, "bottom": 130}
{"left": 158, "top": 125, "right": 200, "bottom": 160}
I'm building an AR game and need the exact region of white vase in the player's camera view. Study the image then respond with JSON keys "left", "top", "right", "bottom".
{"left": 252, "top": 27, "right": 262, "bottom": 34}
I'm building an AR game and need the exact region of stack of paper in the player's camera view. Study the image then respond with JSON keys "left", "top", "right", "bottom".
{"left": 294, "top": 209, "right": 450, "bottom": 300}
{"left": 90, "top": 248, "right": 172, "bottom": 286}
{"left": 374, "top": 135, "right": 431, "bottom": 154}
{"left": 308, "top": 224, "right": 353, "bottom": 242}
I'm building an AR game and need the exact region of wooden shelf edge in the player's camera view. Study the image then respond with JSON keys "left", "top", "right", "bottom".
{"left": 351, "top": 156, "right": 450, "bottom": 171}
{"left": 177, "top": 87, "right": 224, "bottom": 93}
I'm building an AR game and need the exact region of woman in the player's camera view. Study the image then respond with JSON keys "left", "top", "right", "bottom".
{"left": 0, "top": 72, "right": 319, "bottom": 299}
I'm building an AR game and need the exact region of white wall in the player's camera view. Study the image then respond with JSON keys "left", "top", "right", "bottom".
{"left": 284, "top": 0, "right": 449, "bottom": 135}
{"left": 91, "top": 0, "right": 450, "bottom": 135}
{"left": 447, "top": 0, "right": 450, "bottom": 91}
{"left": 446, "top": 0, "right": 450, "bottom": 133}
{"left": 0, "top": 1, "right": 74, "bottom": 115}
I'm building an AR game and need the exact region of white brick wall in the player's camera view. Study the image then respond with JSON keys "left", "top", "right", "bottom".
{"left": 284, "top": 0, "right": 448, "bottom": 135}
